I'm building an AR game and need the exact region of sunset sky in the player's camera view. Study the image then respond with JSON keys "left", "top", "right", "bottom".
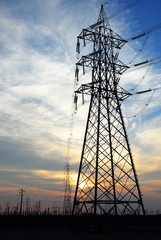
{"left": 0, "top": 0, "right": 161, "bottom": 213}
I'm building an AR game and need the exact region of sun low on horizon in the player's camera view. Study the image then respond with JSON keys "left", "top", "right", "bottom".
{"left": 0, "top": 0, "right": 161, "bottom": 214}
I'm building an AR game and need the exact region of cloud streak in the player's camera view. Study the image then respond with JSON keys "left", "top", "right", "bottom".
{"left": 0, "top": 0, "right": 161, "bottom": 211}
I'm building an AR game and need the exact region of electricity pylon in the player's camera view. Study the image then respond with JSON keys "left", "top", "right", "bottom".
{"left": 72, "top": 5, "right": 145, "bottom": 215}
{"left": 19, "top": 189, "right": 25, "bottom": 215}
{"left": 63, "top": 163, "right": 72, "bottom": 215}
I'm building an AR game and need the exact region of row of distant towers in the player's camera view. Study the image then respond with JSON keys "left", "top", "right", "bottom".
{"left": 63, "top": 4, "right": 145, "bottom": 216}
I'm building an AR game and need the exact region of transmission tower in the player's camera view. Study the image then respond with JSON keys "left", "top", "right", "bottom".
{"left": 63, "top": 163, "right": 72, "bottom": 215}
{"left": 72, "top": 5, "right": 145, "bottom": 215}
{"left": 25, "top": 198, "right": 30, "bottom": 214}
{"left": 19, "top": 189, "right": 25, "bottom": 215}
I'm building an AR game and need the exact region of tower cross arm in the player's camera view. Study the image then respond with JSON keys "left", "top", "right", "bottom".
{"left": 75, "top": 83, "right": 132, "bottom": 101}
{"left": 75, "top": 83, "right": 96, "bottom": 96}
{"left": 116, "top": 86, "right": 132, "bottom": 101}
{"left": 76, "top": 57, "right": 129, "bottom": 74}
{"left": 77, "top": 28, "right": 127, "bottom": 49}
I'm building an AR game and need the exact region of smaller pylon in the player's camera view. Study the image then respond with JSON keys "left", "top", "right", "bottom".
{"left": 63, "top": 163, "right": 72, "bottom": 215}
{"left": 25, "top": 198, "right": 30, "bottom": 214}
{"left": 19, "top": 189, "right": 25, "bottom": 215}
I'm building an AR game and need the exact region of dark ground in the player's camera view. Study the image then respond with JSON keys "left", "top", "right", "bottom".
{"left": 0, "top": 215, "right": 161, "bottom": 240}
{"left": 0, "top": 227, "right": 161, "bottom": 240}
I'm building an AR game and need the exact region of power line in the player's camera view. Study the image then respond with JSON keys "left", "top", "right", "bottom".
{"left": 124, "top": 89, "right": 157, "bottom": 118}
{"left": 127, "top": 22, "right": 161, "bottom": 41}
{"left": 124, "top": 56, "right": 161, "bottom": 74}
{"left": 108, "top": 0, "right": 143, "bottom": 19}
{"left": 128, "top": 33, "right": 149, "bottom": 65}
{"left": 102, "top": 0, "right": 112, "bottom": 6}
{"left": 128, "top": 65, "right": 151, "bottom": 91}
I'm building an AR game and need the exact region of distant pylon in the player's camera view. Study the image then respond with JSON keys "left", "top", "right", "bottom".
{"left": 25, "top": 198, "right": 30, "bottom": 214}
{"left": 19, "top": 189, "right": 25, "bottom": 215}
{"left": 72, "top": 5, "right": 145, "bottom": 215}
{"left": 63, "top": 163, "right": 72, "bottom": 215}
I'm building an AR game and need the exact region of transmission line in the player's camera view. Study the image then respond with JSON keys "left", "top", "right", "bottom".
{"left": 128, "top": 65, "right": 151, "bottom": 91}
{"left": 108, "top": 0, "right": 143, "bottom": 19}
{"left": 127, "top": 22, "right": 161, "bottom": 41}
{"left": 128, "top": 33, "right": 149, "bottom": 65}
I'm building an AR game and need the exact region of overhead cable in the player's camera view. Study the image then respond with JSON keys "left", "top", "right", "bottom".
{"left": 108, "top": 0, "right": 143, "bottom": 19}
{"left": 127, "top": 22, "right": 161, "bottom": 41}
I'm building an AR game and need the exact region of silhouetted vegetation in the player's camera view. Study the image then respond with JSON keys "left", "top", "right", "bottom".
{"left": 0, "top": 214, "right": 161, "bottom": 231}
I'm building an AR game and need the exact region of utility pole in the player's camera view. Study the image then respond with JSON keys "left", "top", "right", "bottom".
{"left": 72, "top": 5, "right": 145, "bottom": 216}
{"left": 19, "top": 189, "right": 25, "bottom": 215}
{"left": 38, "top": 200, "right": 41, "bottom": 214}
{"left": 5, "top": 201, "right": 10, "bottom": 215}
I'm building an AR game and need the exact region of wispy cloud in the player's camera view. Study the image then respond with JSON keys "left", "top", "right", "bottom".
{"left": 0, "top": 0, "right": 161, "bottom": 210}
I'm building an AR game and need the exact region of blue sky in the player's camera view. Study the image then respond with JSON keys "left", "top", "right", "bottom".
{"left": 0, "top": 0, "right": 161, "bottom": 213}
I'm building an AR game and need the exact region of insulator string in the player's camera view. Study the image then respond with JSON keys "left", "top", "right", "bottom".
{"left": 65, "top": 39, "right": 92, "bottom": 164}
{"left": 124, "top": 58, "right": 161, "bottom": 75}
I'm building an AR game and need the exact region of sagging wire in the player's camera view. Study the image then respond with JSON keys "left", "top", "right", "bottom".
{"left": 102, "top": 0, "right": 112, "bottom": 6}
{"left": 128, "top": 65, "right": 151, "bottom": 92}
{"left": 108, "top": 0, "right": 143, "bottom": 19}
{"left": 65, "top": 36, "right": 92, "bottom": 164}
{"left": 128, "top": 33, "right": 149, "bottom": 65}
{"left": 124, "top": 56, "right": 161, "bottom": 75}
{"left": 64, "top": 38, "right": 84, "bottom": 164}
{"left": 123, "top": 89, "right": 156, "bottom": 118}
{"left": 126, "top": 22, "right": 161, "bottom": 42}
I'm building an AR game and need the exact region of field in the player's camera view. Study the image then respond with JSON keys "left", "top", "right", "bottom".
{"left": 0, "top": 215, "right": 161, "bottom": 240}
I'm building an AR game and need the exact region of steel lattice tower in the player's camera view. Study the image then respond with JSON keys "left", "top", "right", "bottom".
{"left": 63, "top": 163, "right": 72, "bottom": 215}
{"left": 72, "top": 5, "right": 145, "bottom": 215}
